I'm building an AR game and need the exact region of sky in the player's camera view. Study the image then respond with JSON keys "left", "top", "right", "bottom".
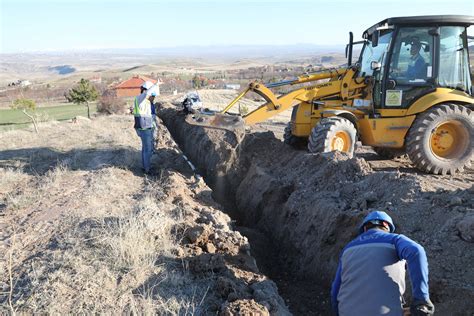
{"left": 1, "top": 0, "right": 473, "bottom": 54}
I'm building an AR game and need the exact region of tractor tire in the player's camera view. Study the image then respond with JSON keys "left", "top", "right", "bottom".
{"left": 283, "top": 122, "right": 307, "bottom": 149}
{"left": 406, "top": 103, "right": 473, "bottom": 175}
{"left": 373, "top": 147, "right": 405, "bottom": 159}
{"left": 308, "top": 117, "right": 357, "bottom": 158}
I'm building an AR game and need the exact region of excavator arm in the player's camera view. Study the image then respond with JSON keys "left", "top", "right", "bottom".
{"left": 186, "top": 66, "right": 366, "bottom": 130}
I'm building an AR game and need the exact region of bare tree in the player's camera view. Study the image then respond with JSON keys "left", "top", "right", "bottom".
{"left": 11, "top": 98, "right": 39, "bottom": 133}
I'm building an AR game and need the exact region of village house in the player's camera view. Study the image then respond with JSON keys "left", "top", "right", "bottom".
{"left": 113, "top": 75, "right": 162, "bottom": 97}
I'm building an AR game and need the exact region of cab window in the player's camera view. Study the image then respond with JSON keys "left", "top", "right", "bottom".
{"left": 439, "top": 26, "right": 471, "bottom": 93}
{"left": 359, "top": 31, "right": 393, "bottom": 77}
{"left": 389, "top": 27, "right": 434, "bottom": 82}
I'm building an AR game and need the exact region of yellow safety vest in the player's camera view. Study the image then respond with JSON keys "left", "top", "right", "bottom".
{"left": 133, "top": 94, "right": 153, "bottom": 129}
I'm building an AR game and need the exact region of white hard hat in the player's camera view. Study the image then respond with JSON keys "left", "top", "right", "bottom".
{"left": 141, "top": 81, "right": 153, "bottom": 90}
{"left": 147, "top": 85, "right": 158, "bottom": 96}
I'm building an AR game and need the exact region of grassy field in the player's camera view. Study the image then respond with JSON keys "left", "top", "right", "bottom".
{"left": 0, "top": 103, "right": 97, "bottom": 131}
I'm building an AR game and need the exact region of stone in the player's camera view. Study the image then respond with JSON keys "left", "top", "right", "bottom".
{"left": 449, "top": 196, "right": 463, "bottom": 207}
{"left": 186, "top": 225, "right": 204, "bottom": 243}
{"left": 205, "top": 243, "right": 216, "bottom": 254}
{"left": 456, "top": 215, "right": 474, "bottom": 243}
{"left": 363, "top": 191, "right": 378, "bottom": 203}
{"left": 174, "top": 247, "right": 185, "bottom": 257}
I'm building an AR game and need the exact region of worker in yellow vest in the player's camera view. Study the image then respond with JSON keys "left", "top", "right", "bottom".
{"left": 133, "top": 81, "right": 156, "bottom": 174}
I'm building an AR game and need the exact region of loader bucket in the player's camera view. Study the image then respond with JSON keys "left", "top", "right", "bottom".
{"left": 185, "top": 112, "right": 245, "bottom": 132}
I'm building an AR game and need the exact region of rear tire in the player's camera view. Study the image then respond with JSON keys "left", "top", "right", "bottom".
{"left": 283, "top": 122, "right": 307, "bottom": 149}
{"left": 373, "top": 147, "right": 405, "bottom": 159}
{"left": 308, "top": 117, "right": 357, "bottom": 158}
{"left": 406, "top": 104, "right": 473, "bottom": 175}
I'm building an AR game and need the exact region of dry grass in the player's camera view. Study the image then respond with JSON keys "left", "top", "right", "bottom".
{"left": 103, "top": 195, "right": 175, "bottom": 270}
{"left": 10, "top": 179, "right": 210, "bottom": 314}
{"left": 0, "top": 115, "right": 213, "bottom": 314}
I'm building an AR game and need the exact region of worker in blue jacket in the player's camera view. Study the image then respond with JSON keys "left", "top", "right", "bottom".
{"left": 406, "top": 38, "right": 427, "bottom": 79}
{"left": 331, "top": 211, "right": 434, "bottom": 316}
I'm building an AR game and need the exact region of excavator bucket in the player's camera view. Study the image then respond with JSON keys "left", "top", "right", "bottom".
{"left": 185, "top": 112, "right": 245, "bottom": 132}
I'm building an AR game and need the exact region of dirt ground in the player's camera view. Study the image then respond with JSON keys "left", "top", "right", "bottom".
{"left": 1, "top": 88, "right": 473, "bottom": 315}
{"left": 0, "top": 116, "right": 288, "bottom": 314}
{"left": 160, "top": 100, "right": 474, "bottom": 316}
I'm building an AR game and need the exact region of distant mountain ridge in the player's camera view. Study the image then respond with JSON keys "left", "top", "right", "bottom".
{"left": 2, "top": 44, "right": 346, "bottom": 60}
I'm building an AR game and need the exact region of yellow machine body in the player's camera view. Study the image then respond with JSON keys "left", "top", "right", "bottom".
{"left": 186, "top": 15, "right": 474, "bottom": 174}
{"left": 222, "top": 66, "right": 472, "bottom": 150}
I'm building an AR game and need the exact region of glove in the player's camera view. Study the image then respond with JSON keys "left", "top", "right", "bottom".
{"left": 410, "top": 299, "right": 435, "bottom": 316}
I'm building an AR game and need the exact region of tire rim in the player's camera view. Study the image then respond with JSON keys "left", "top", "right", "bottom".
{"left": 430, "top": 120, "right": 469, "bottom": 159}
{"left": 331, "top": 131, "right": 351, "bottom": 152}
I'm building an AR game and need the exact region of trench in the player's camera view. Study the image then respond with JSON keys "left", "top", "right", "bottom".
{"left": 159, "top": 106, "right": 339, "bottom": 315}
{"left": 158, "top": 104, "right": 474, "bottom": 316}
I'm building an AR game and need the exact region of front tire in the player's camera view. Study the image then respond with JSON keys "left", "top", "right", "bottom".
{"left": 406, "top": 104, "right": 473, "bottom": 175}
{"left": 308, "top": 117, "right": 357, "bottom": 157}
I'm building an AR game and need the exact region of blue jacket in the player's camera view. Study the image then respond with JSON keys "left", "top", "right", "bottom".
{"left": 331, "top": 229, "right": 430, "bottom": 316}
{"left": 406, "top": 54, "right": 427, "bottom": 79}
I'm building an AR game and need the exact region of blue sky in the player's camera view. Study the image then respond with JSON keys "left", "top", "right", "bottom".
{"left": 1, "top": 0, "right": 473, "bottom": 53}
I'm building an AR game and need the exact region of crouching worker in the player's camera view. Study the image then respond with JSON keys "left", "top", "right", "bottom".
{"left": 133, "top": 81, "right": 156, "bottom": 174}
{"left": 331, "top": 211, "right": 434, "bottom": 316}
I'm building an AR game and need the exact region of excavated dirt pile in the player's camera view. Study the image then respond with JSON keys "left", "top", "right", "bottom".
{"left": 160, "top": 104, "right": 474, "bottom": 315}
{"left": 0, "top": 116, "right": 288, "bottom": 314}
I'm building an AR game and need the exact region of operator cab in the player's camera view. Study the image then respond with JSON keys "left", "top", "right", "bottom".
{"left": 355, "top": 15, "right": 474, "bottom": 109}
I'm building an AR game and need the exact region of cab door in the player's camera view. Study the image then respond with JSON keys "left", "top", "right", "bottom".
{"left": 358, "top": 29, "right": 393, "bottom": 109}
{"left": 385, "top": 27, "right": 436, "bottom": 108}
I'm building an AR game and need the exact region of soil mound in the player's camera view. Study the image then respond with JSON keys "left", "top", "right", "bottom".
{"left": 160, "top": 104, "right": 474, "bottom": 315}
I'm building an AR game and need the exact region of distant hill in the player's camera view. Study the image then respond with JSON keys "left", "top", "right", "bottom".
{"left": 97, "top": 44, "right": 345, "bottom": 61}
{"left": 0, "top": 44, "right": 347, "bottom": 85}
{"left": 1, "top": 44, "right": 345, "bottom": 61}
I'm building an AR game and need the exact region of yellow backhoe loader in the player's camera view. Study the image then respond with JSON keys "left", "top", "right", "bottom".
{"left": 187, "top": 15, "right": 474, "bottom": 175}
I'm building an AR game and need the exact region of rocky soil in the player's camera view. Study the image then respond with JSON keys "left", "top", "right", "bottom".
{"left": 160, "top": 103, "right": 474, "bottom": 315}
{"left": 0, "top": 116, "right": 288, "bottom": 314}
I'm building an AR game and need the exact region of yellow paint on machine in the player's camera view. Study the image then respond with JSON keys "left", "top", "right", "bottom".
{"left": 357, "top": 116, "right": 416, "bottom": 148}
{"left": 406, "top": 88, "right": 474, "bottom": 115}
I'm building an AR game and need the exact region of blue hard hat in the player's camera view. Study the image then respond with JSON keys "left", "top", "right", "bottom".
{"left": 359, "top": 211, "right": 395, "bottom": 233}
{"left": 150, "top": 92, "right": 157, "bottom": 97}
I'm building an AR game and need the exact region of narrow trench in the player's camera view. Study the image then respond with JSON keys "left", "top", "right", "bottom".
{"left": 207, "top": 182, "right": 330, "bottom": 315}
{"left": 160, "top": 116, "right": 331, "bottom": 315}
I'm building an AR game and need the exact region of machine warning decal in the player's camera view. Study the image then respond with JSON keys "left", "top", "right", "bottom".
{"left": 427, "top": 66, "right": 432, "bottom": 78}
{"left": 385, "top": 90, "right": 402, "bottom": 106}
{"left": 354, "top": 99, "right": 371, "bottom": 107}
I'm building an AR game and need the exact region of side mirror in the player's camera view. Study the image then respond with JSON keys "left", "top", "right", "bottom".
{"left": 346, "top": 32, "right": 354, "bottom": 66}
{"left": 371, "top": 61, "right": 381, "bottom": 70}
{"left": 372, "top": 31, "right": 379, "bottom": 47}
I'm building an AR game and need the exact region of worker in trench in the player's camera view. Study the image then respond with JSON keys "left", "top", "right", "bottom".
{"left": 331, "top": 211, "right": 434, "bottom": 316}
{"left": 131, "top": 81, "right": 157, "bottom": 174}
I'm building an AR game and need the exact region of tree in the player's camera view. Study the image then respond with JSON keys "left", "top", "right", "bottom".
{"left": 11, "top": 98, "right": 38, "bottom": 133}
{"left": 97, "top": 90, "right": 127, "bottom": 114}
{"left": 192, "top": 75, "right": 201, "bottom": 89}
{"left": 66, "top": 78, "right": 98, "bottom": 119}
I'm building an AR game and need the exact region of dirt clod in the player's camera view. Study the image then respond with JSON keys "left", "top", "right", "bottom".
{"left": 220, "top": 299, "right": 270, "bottom": 316}
{"left": 185, "top": 225, "right": 205, "bottom": 243}
{"left": 456, "top": 214, "right": 474, "bottom": 242}
{"left": 449, "top": 196, "right": 463, "bottom": 206}
{"left": 205, "top": 242, "right": 217, "bottom": 253}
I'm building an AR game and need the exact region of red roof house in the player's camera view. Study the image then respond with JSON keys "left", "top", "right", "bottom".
{"left": 113, "top": 75, "right": 162, "bottom": 97}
